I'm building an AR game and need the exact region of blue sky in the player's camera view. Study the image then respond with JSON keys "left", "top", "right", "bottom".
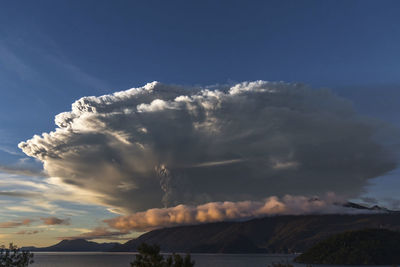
{"left": 0, "top": 0, "right": 399, "bottom": 246}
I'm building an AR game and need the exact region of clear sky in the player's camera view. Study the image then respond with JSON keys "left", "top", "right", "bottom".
{"left": 0, "top": 0, "right": 399, "bottom": 246}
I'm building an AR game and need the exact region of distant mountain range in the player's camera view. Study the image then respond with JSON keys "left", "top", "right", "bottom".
{"left": 342, "top": 202, "right": 394, "bottom": 212}
{"left": 23, "top": 239, "right": 118, "bottom": 252}
{"left": 24, "top": 202, "right": 400, "bottom": 253}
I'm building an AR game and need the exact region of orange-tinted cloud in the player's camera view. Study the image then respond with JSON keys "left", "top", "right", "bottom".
{"left": 0, "top": 219, "right": 33, "bottom": 228}
{"left": 40, "top": 217, "right": 70, "bottom": 225}
{"left": 105, "top": 194, "right": 370, "bottom": 232}
{"left": 16, "top": 230, "right": 41, "bottom": 235}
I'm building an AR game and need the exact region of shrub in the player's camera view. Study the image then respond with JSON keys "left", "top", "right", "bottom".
{"left": 0, "top": 243, "right": 34, "bottom": 267}
{"left": 131, "top": 243, "right": 194, "bottom": 267}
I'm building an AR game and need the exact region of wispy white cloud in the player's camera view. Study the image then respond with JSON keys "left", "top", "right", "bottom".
{"left": 6, "top": 206, "right": 42, "bottom": 213}
{"left": 0, "top": 146, "right": 23, "bottom": 157}
{"left": 0, "top": 172, "right": 107, "bottom": 218}
{"left": 0, "top": 41, "right": 38, "bottom": 80}
{"left": 0, "top": 32, "right": 109, "bottom": 99}
{"left": 189, "top": 159, "right": 245, "bottom": 168}
{"left": 47, "top": 56, "right": 109, "bottom": 92}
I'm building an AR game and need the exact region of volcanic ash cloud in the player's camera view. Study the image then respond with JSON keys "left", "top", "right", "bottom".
{"left": 19, "top": 81, "right": 397, "bottom": 212}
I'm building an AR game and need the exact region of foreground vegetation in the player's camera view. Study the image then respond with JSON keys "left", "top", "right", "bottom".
{"left": 0, "top": 244, "right": 34, "bottom": 267}
{"left": 131, "top": 243, "right": 195, "bottom": 267}
{"left": 295, "top": 228, "right": 400, "bottom": 265}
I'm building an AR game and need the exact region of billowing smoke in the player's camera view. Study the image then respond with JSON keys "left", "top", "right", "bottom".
{"left": 19, "top": 81, "right": 396, "bottom": 213}
{"left": 104, "top": 194, "right": 370, "bottom": 232}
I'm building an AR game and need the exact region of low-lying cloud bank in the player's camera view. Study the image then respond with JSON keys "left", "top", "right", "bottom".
{"left": 104, "top": 194, "right": 373, "bottom": 232}
{"left": 19, "top": 81, "right": 397, "bottom": 212}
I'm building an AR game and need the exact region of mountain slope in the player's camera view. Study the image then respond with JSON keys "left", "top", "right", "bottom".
{"left": 23, "top": 239, "right": 118, "bottom": 252}
{"left": 112, "top": 213, "right": 400, "bottom": 253}
{"left": 295, "top": 228, "right": 400, "bottom": 264}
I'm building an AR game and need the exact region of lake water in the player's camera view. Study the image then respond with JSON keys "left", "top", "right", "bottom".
{"left": 30, "top": 252, "right": 393, "bottom": 267}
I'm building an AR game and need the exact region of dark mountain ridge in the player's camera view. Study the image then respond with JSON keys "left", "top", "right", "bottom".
{"left": 23, "top": 239, "right": 118, "bottom": 252}
{"left": 295, "top": 228, "right": 400, "bottom": 264}
{"left": 112, "top": 213, "right": 400, "bottom": 253}
{"left": 25, "top": 203, "right": 400, "bottom": 253}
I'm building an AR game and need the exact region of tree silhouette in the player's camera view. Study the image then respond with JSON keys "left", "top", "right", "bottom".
{"left": 131, "top": 243, "right": 194, "bottom": 267}
{"left": 0, "top": 243, "right": 34, "bottom": 267}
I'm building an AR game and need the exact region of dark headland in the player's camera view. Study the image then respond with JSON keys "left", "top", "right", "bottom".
{"left": 295, "top": 228, "right": 400, "bottom": 265}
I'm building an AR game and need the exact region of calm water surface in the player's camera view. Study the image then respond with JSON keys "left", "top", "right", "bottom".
{"left": 31, "top": 252, "right": 392, "bottom": 267}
